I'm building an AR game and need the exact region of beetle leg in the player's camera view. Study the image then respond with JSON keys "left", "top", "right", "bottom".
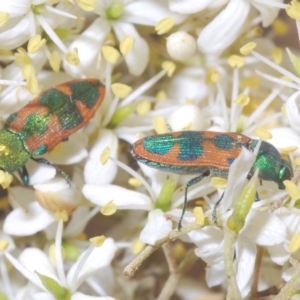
{"left": 212, "top": 193, "right": 224, "bottom": 224}
{"left": 18, "top": 166, "right": 29, "bottom": 186}
{"left": 30, "top": 157, "right": 71, "bottom": 184}
{"left": 178, "top": 170, "right": 210, "bottom": 230}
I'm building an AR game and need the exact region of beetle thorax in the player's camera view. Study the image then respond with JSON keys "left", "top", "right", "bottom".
{"left": 0, "top": 129, "right": 31, "bottom": 173}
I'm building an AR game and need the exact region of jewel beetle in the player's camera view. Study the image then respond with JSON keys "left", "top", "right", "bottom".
{"left": 0, "top": 78, "right": 105, "bottom": 186}
{"left": 131, "top": 131, "right": 293, "bottom": 228}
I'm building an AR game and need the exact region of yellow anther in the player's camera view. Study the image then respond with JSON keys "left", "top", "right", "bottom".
{"left": 128, "top": 177, "right": 142, "bottom": 187}
{"left": 49, "top": 51, "right": 61, "bottom": 72}
{"left": 193, "top": 206, "right": 204, "bottom": 226}
{"left": 287, "top": 48, "right": 300, "bottom": 78}
{"left": 54, "top": 210, "right": 69, "bottom": 222}
{"left": 27, "top": 35, "right": 46, "bottom": 54}
{"left": 0, "top": 12, "right": 9, "bottom": 27}
{"left": 65, "top": 48, "right": 80, "bottom": 66}
{"left": 101, "top": 46, "right": 120, "bottom": 64}
{"left": 228, "top": 55, "right": 245, "bottom": 68}
{"left": 289, "top": 233, "right": 300, "bottom": 253}
{"left": 153, "top": 115, "right": 167, "bottom": 134}
{"left": 272, "top": 19, "right": 288, "bottom": 36}
{"left": 89, "top": 235, "right": 105, "bottom": 247}
{"left": 253, "top": 127, "right": 272, "bottom": 140}
{"left": 280, "top": 75, "right": 293, "bottom": 82}
{"left": 156, "top": 90, "right": 168, "bottom": 101}
{"left": 136, "top": 100, "right": 151, "bottom": 115}
{"left": 283, "top": 180, "right": 300, "bottom": 200}
{"left": 111, "top": 83, "right": 132, "bottom": 98}
{"left": 22, "top": 64, "right": 35, "bottom": 80}
{"left": 100, "top": 146, "right": 110, "bottom": 165}
{"left": 206, "top": 67, "right": 220, "bottom": 83}
{"left": 49, "top": 244, "right": 56, "bottom": 263}
{"left": 272, "top": 47, "right": 283, "bottom": 65}
{"left": 155, "top": 17, "right": 175, "bottom": 35}
{"left": 162, "top": 61, "right": 176, "bottom": 77}
{"left": 281, "top": 104, "right": 287, "bottom": 118}
{"left": 286, "top": 0, "right": 300, "bottom": 20}
{"left": 0, "top": 240, "right": 9, "bottom": 251}
{"left": 241, "top": 76, "right": 259, "bottom": 89}
{"left": 278, "top": 146, "right": 298, "bottom": 154}
{"left": 15, "top": 47, "right": 32, "bottom": 66}
{"left": 76, "top": 0, "right": 97, "bottom": 11}
{"left": 294, "top": 157, "right": 300, "bottom": 166}
{"left": 234, "top": 93, "right": 250, "bottom": 106}
{"left": 240, "top": 42, "right": 257, "bottom": 55}
{"left": 131, "top": 238, "right": 145, "bottom": 254}
{"left": 120, "top": 35, "right": 135, "bottom": 55}
{"left": 100, "top": 200, "right": 117, "bottom": 216}
{"left": 0, "top": 171, "right": 13, "bottom": 189}
{"left": 211, "top": 177, "right": 227, "bottom": 189}
{"left": 27, "top": 75, "right": 39, "bottom": 94}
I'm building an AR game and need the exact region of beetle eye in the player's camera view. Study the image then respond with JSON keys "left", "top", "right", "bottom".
{"left": 278, "top": 159, "right": 293, "bottom": 189}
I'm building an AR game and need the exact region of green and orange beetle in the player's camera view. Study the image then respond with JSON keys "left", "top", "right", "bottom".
{"left": 132, "top": 131, "right": 293, "bottom": 228}
{"left": 0, "top": 78, "right": 105, "bottom": 185}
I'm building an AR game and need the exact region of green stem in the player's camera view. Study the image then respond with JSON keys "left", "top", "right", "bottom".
{"left": 223, "top": 228, "right": 242, "bottom": 300}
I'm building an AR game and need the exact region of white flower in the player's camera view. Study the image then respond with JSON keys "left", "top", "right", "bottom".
{"left": 3, "top": 176, "right": 89, "bottom": 237}
{"left": 169, "top": 0, "right": 283, "bottom": 55}
{"left": 0, "top": 0, "right": 81, "bottom": 53}
{"left": 3, "top": 200, "right": 55, "bottom": 236}
{"left": 139, "top": 209, "right": 172, "bottom": 244}
{"left": 5, "top": 238, "right": 117, "bottom": 299}
{"left": 64, "top": 0, "right": 184, "bottom": 76}
{"left": 84, "top": 130, "right": 118, "bottom": 185}
{"left": 166, "top": 67, "right": 209, "bottom": 104}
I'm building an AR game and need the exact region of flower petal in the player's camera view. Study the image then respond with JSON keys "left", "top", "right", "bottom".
{"left": 113, "top": 22, "right": 149, "bottom": 76}
{"left": 285, "top": 91, "right": 300, "bottom": 135}
{"left": 251, "top": 0, "right": 282, "bottom": 27}
{"left": 66, "top": 238, "right": 117, "bottom": 289}
{"left": 167, "top": 104, "right": 207, "bottom": 131}
{"left": 19, "top": 247, "right": 57, "bottom": 280}
{"left": 197, "top": 0, "right": 250, "bottom": 54}
{"left": 167, "top": 67, "right": 208, "bottom": 104}
{"left": 43, "top": 132, "right": 88, "bottom": 165}
{"left": 221, "top": 147, "right": 256, "bottom": 213}
{"left": 191, "top": 227, "right": 224, "bottom": 270}
{"left": 82, "top": 184, "right": 153, "bottom": 210}
{"left": 169, "top": 0, "right": 211, "bottom": 14}
{"left": 72, "top": 291, "right": 114, "bottom": 300}
{"left": 0, "top": 17, "right": 30, "bottom": 49}
{"left": 1, "top": 0, "right": 30, "bottom": 17}
{"left": 139, "top": 209, "right": 172, "bottom": 245}
{"left": 84, "top": 129, "right": 118, "bottom": 185}
{"left": 3, "top": 202, "right": 55, "bottom": 236}
{"left": 122, "top": 1, "right": 185, "bottom": 25}
{"left": 240, "top": 210, "right": 286, "bottom": 246}
{"left": 63, "top": 18, "right": 111, "bottom": 77}
{"left": 268, "top": 243, "right": 290, "bottom": 266}
{"left": 236, "top": 237, "right": 256, "bottom": 298}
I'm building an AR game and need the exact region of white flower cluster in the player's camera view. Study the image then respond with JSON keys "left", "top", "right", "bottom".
{"left": 0, "top": 0, "right": 300, "bottom": 299}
